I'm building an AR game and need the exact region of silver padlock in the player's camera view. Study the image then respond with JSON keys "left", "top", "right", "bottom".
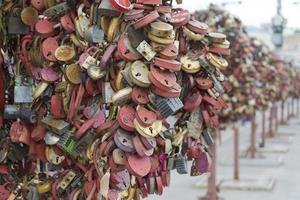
{"left": 136, "top": 40, "right": 156, "bottom": 61}
{"left": 102, "top": 82, "right": 115, "bottom": 103}
{"left": 155, "top": 97, "right": 183, "bottom": 118}
{"left": 14, "top": 75, "right": 33, "bottom": 103}
{"left": 175, "top": 155, "right": 188, "bottom": 174}
{"left": 41, "top": 117, "right": 71, "bottom": 136}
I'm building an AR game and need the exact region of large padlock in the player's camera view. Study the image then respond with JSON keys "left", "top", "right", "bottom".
{"left": 14, "top": 62, "right": 33, "bottom": 104}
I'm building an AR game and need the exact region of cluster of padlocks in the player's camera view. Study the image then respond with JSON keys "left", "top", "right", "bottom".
{"left": 0, "top": 1, "right": 233, "bottom": 199}
{"left": 195, "top": 4, "right": 300, "bottom": 123}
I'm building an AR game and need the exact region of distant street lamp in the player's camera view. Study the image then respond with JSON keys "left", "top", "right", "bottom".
{"left": 221, "top": 1, "right": 242, "bottom": 7}
{"left": 293, "top": 1, "right": 300, "bottom": 5}
{"left": 272, "top": 0, "right": 286, "bottom": 49}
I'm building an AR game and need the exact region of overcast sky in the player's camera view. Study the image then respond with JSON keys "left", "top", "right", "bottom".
{"left": 178, "top": 0, "right": 299, "bottom": 28}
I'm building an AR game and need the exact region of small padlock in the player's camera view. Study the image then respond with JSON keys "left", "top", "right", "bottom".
{"left": 41, "top": 117, "right": 71, "bottom": 136}
{"left": 154, "top": 96, "right": 183, "bottom": 118}
{"left": 57, "top": 131, "right": 77, "bottom": 156}
{"left": 190, "top": 160, "right": 201, "bottom": 176}
{"left": 175, "top": 154, "right": 188, "bottom": 174}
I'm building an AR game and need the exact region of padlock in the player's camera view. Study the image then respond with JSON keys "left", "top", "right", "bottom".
{"left": 54, "top": 36, "right": 76, "bottom": 64}
{"left": 14, "top": 62, "right": 33, "bottom": 104}
{"left": 175, "top": 154, "right": 188, "bottom": 174}
{"left": 7, "top": 8, "right": 29, "bottom": 35}
{"left": 136, "top": 40, "right": 156, "bottom": 61}
{"left": 153, "top": 95, "right": 183, "bottom": 118}
{"left": 0, "top": 0, "right": 238, "bottom": 198}
{"left": 57, "top": 131, "right": 77, "bottom": 156}
{"left": 57, "top": 170, "right": 77, "bottom": 194}
{"left": 43, "top": 2, "right": 70, "bottom": 20}
{"left": 41, "top": 117, "right": 71, "bottom": 136}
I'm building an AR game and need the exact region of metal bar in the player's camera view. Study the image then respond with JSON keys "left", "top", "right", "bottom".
{"left": 260, "top": 110, "right": 266, "bottom": 147}
{"left": 275, "top": 105, "right": 279, "bottom": 134}
{"left": 250, "top": 113, "right": 256, "bottom": 159}
{"left": 292, "top": 98, "right": 295, "bottom": 117}
{"left": 200, "top": 129, "right": 219, "bottom": 200}
{"left": 280, "top": 100, "right": 285, "bottom": 125}
{"left": 297, "top": 98, "right": 300, "bottom": 117}
{"left": 233, "top": 125, "right": 239, "bottom": 180}
{"left": 268, "top": 106, "right": 274, "bottom": 138}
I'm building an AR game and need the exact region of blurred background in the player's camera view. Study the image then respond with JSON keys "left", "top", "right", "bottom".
{"left": 177, "top": 0, "right": 300, "bottom": 64}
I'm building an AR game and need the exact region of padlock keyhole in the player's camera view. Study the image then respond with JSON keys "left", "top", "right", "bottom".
{"left": 135, "top": 72, "right": 141, "bottom": 77}
{"left": 122, "top": 139, "right": 127, "bottom": 143}
{"left": 149, "top": 127, "right": 153, "bottom": 133}
{"left": 164, "top": 79, "right": 169, "bottom": 85}
{"left": 144, "top": 117, "right": 148, "bottom": 121}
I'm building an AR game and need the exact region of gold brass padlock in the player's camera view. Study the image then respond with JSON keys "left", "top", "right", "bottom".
{"left": 54, "top": 37, "right": 76, "bottom": 64}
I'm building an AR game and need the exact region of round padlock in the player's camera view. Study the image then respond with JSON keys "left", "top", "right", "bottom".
{"left": 45, "top": 146, "right": 65, "bottom": 165}
{"left": 35, "top": 19, "right": 54, "bottom": 37}
{"left": 21, "top": 7, "right": 39, "bottom": 26}
{"left": 183, "top": 26, "right": 205, "bottom": 41}
{"left": 41, "top": 37, "right": 59, "bottom": 62}
{"left": 114, "top": 128, "right": 135, "bottom": 152}
{"left": 109, "top": 0, "right": 132, "bottom": 12}
{"left": 180, "top": 55, "right": 201, "bottom": 74}
{"left": 131, "top": 86, "right": 150, "bottom": 105}
{"left": 183, "top": 90, "right": 202, "bottom": 112}
{"left": 134, "top": 119, "right": 162, "bottom": 138}
{"left": 186, "top": 20, "right": 208, "bottom": 35}
{"left": 132, "top": 136, "right": 154, "bottom": 157}
{"left": 147, "top": 30, "right": 175, "bottom": 45}
{"left": 136, "top": 106, "right": 157, "bottom": 127}
{"left": 129, "top": 61, "right": 151, "bottom": 87}
{"left": 170, "top": 9, "right": 190, "bottom": 27}
{"left": 153, "top": 57, "right": 181, "bottom": 71}
{"left": 150, "top": 21, "right": 173, "bottom": 38}
{"left": 149, "top": 65, "right": 177, "bottom": 90}
{"left": 126, "top": 154, "right": 151, "bottom": 177}
{"left": 207, "top": 32, "right": 226, "bottom": 44}
{"left": 133, "top": 10, "right": 160, "bottom": 30}
{"left": 55, "top": 44, "right": 76, "bottom": 64}
{"left": 40, "top": 67, "right": 60, "bottom": 83}
{"left": 117, "top": 105, "right": 136, "bottom": 132}
{"left": 206, "top": 53, "right": 228, "bottom": 70}
{"left": 158, "top": 43, "right": 178, "bottom": 60}
{"left": 151, "top": 83, "right": 181, "bottom": 98}
{"left": 64, "top": 64, "right": 82, "bottom": 85}
{"left": 112, "top": 148, "right": 127, "bottom": 165}
{"left": 60, "top": 14, "right": 76, "bottom": 33}
{"left": 31, "top": 0, "right": 45, "bottom": 10}
{"left": 195, "top": 77, "right": 213, "bottom": 90}
{"left": 118, "top": 34, "right": 142, "bottom": 61}
{"left": 112, "top": 87, "right": 133, "bottom": 105}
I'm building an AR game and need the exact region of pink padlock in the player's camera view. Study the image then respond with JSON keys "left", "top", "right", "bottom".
{"left": 60, "top": 14, "right": 76, "bottom": 33}
{"left": 31, "top": 0, "right": 45, "bottom": 11}
{"left": 41, "top": 37, "right": 59, "bottom": 62}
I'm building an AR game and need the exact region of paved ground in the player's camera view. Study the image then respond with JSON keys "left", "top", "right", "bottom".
{"left": 147, "top": 101, "right": 300, "bottom": 200}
